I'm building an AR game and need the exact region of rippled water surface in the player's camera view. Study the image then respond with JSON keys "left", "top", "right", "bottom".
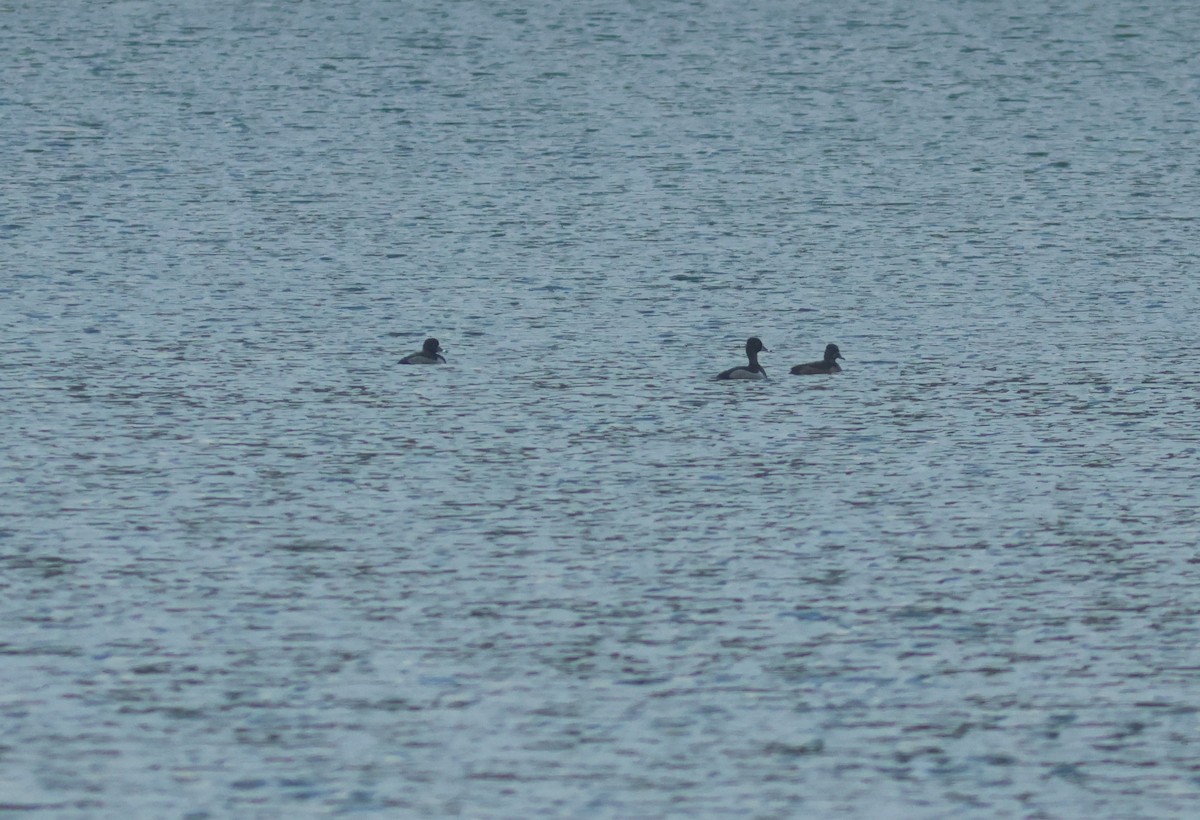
{"left": 4, "top": 0, "right": 1200, "bottom": 816}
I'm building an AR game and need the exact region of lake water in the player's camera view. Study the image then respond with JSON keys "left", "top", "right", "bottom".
{"left": 4, "top": 0, "right": 1200, "bottom": 816}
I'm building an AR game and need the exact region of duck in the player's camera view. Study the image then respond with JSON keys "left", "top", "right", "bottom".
{"left": 717, "top": 337, "right": 769, "bottom": 380}
{"left": 399, "top": 337, "right": 446, "bottom": 364}
{"left": 790, "top": 343, "right": 843, "bottom": 375}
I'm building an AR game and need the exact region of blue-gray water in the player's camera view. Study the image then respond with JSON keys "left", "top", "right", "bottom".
{"left": 4, "top": 0, "right": 1200, "bottom": 816}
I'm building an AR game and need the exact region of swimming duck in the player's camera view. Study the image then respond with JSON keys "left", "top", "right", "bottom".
{"left": 790, "top": 343, "right": 843, "bottom": 375}
{"left": 717, "top": 337, "right": 769, "bottom": 380}
{"left": 399, "top": 338, "right": 446, "bottom": 364}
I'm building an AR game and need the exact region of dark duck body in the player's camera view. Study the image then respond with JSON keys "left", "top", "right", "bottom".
{"left": 790, "top": 343, "right": 843, "bottom": 375}
{"left": 399, "top": 337, "right": 446, "bottom": 364}
{"left": 717, "top": 337, "right": 769, "bottom": 380}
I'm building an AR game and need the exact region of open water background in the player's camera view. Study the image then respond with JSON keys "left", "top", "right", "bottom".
{"left": 4, "top": 0, "right": 1200, "bottom": 816}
